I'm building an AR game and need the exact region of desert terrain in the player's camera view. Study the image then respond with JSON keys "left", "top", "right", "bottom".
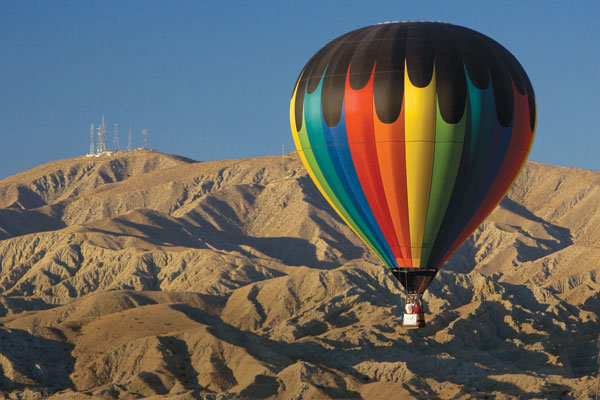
{"left": 0, "top": 149, "right": 598, "bottom": 399}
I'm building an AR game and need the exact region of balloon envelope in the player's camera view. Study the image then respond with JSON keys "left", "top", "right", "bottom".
{"left": 290, "top": 22, "right": 536, "bottom": 294}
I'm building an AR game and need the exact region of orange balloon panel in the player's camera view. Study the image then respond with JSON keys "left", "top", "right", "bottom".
{"left": 290, "top": 22, "right": 536, "bottom": 294}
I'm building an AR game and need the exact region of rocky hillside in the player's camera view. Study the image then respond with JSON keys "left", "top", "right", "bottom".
{"left": 0, "top": 150, "right": 598, "bottom": 399}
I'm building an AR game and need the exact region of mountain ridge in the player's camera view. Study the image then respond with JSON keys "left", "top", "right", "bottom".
{"left": 0, "top": 150, "right": 598, "bottom": 399}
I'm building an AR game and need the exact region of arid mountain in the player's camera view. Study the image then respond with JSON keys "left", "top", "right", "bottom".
{"left": 0, "top": 150, "right": 598, "bottom": 399}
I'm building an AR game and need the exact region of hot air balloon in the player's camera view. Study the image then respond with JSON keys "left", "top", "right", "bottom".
{"left": 289, "top": 22, "right": 536, "bottom": 328}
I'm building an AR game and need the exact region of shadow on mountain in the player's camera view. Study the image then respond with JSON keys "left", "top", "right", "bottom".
{"left": 81, "top": 209, "right": 346, "bottom": 269}
{"left": 170, "top": 302, "right": 569, "bottom": 398}
{"left": 8, "top": 186, "right": 47, "bottom": 209}
{"left": 156, "top": 336, "right": 200, "bottom": 391}
{"left": 501, "top": 197, "right": 573, "bottom": 256}
{"left": 0, "top": 328, "right": 74, "bottom": 392}
{"left": 296, "top": 176, "right": 343, "bottom": 224}
{"left": 0, "top": 208, "right": 65, "bottom": 240}
{"left": 0, "top": 296, "right": 55, "bottom": 318}
{"left": 185, "top": 210, "right": 347, "bottom": 269}
{"left": 555, "top": 323, "right": 600, "bottom": 378}
{"left": 308, "top": 213, "right": 365, "bottom": 261}
{"left": 445, "top": 198, "right": 573, "bottom": 275}
{"left": 405, "top": 304, "right": 572, "bottom": 398}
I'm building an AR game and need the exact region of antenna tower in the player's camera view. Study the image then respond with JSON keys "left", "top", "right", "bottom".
{"left": 141, "top": 129, "right": 148, "bottom": 149}
{"left": 96, "top": 115, "right": 107, "bottom": 153}
{"left": 89, "top": 123, "right": 95, "bottom": 155}
{"left": 96, "top": 124, "right": 102, "bottom": 153}
{"left": 128, "top": 120, "right": 132, "bottom": 151}
{"left": 102, "top": 116, "right": 106, "bottom": 152}
{"left": 114, "top": 123, "right": 119, "bottom": 152}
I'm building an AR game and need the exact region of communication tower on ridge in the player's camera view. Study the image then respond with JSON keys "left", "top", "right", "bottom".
{"left": 86, "top": 116, "right": 150, "bottom": 156}
{"left": 89, "top": 123, "right": 95, "bottom": 155}
{"left": 96, "top": 115, "right": 107, "bottom": 153}
{"left": 141, "top": 129, "right": 147, "bottom": 149}
{"left": 96, "top": 123, "right": 101, "bottom": 153}
{"left": 114, "top": 123, "right": 119, "bottom": 152}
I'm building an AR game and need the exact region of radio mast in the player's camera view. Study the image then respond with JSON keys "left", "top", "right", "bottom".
{"left": 113, "top": 123, "right": 119, "bottom": 152}
{"left": 89, "top": 123, "right": 95, "bottom": 155}
{"left": 141, "top": 129, "right": 147, "bottom": 149}
{"left": 96, "top": 115, "right": 107, "bottom": 153}
{"left": 128, "top": 120, "right": 132, "bottom": 151}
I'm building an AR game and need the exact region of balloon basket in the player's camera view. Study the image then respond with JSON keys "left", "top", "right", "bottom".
{"left": 401, "top": 310, "right": 426, "bottom": 329}
{"left": 401, "top": 295, "right": 426, "bottom": 329}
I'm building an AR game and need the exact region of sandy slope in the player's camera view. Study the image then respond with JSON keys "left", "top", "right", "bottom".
{"left": 0, "top": 150, "right": 598, "bottom": 399}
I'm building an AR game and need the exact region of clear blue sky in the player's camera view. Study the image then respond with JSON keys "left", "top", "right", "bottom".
{"left": 1, "top": 1, "right": 599, "bottom": 179}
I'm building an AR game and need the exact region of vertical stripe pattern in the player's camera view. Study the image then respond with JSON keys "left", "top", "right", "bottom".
{"left": 290, "top": 22, "right": 536, "bottom": 294}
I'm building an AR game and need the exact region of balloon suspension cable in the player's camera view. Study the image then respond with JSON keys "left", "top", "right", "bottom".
{"left": 390, "top": 267, "right": 438, "bottom": 295}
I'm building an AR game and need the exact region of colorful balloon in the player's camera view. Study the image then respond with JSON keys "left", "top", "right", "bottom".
{"left": 290, "top": 22, "right": 536, "bottom": 294}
